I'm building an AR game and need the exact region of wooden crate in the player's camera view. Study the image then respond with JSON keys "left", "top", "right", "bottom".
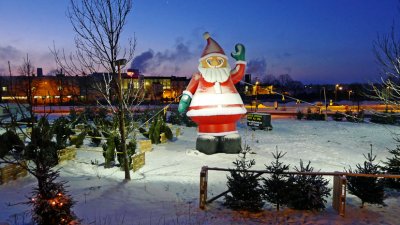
{"left": 139, "top": 140, "right": 153, "bottom": 153}
{"left": 0, "top": 161, "right": 28, "bottom": 185}
{"left": 58, "top": 147, "right": 77, "bottom": 163}
{"left": 132, "top": 152, "right": 145, "bottom": 172}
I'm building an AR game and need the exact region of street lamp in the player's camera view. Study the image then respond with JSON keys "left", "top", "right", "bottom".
{"left": 322, "top": 87, "right": 327, "bottom": 120}
{"left": 348, "top": 90, "right": 353, "bottom": 101}
{"left": 334, "top": 84, "right": 342, "bottom": 102}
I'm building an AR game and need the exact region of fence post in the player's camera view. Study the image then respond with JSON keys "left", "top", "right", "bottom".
{"left": 332, "top": 174, "right": 347, "bottom": 217}
{"left": 199, "top": 166, "right": 208, "bottom": 209}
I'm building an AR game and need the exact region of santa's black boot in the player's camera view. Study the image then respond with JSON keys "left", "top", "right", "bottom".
{"left": 221, "top": 133, "right": 242, "bottom": 154}
{"left": 196, "top": 135, "right": 219, "bottom": 155}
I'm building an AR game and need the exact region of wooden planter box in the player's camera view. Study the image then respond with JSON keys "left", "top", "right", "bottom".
{"left": 18, "top": 133, "right": 26, "bottom": 141}
{"left": 75, "top": 123, "right": 86, "bottom": 131}
{"left": 58, "top": 147, "right": 77, "bottom": 163}
{"left": 175, "top": 128, "right": 181, "bottom": 137}
{"left": 0, "top": 161, "right": 28, "bottom": 185}
{"left": 138, "top": 140, "right": 153, "bottom": 153}
{"left": 131, "top": 152, "right": 145, "bottom": 172}
{"left": 160, "top": 133, "right": 167, "bottom": 144}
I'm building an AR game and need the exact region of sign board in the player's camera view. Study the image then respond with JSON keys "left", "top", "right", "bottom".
{"left": 247, "top": 113, "right": 273, "bottom": 130}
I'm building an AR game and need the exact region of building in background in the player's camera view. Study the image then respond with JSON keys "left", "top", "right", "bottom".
{"left": 0, "top": 69, "right": 189, "bottom": 105}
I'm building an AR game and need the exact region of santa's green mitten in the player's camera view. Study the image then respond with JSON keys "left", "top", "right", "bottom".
{"left": 231, "top": 43, "right": 246, "bottom": 61}
{"left": 178, "top": 94, "right": 191, "bottom": 113}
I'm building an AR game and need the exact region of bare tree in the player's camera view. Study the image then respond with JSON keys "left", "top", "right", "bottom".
{"left": 52, "top": 0, "right": 140, "bottom": 180}
{"left": 372, "top": 23, "right": 400, "bottom": 110}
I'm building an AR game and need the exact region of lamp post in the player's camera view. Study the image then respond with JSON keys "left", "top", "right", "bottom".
{"left": 348, "top": 90, "right": 353, "bottom": 101}
{"left": 255, "top": 81, "right": 259, "bottom": 112}
{"left": 42, "top": 96, "right": 45, "bottom": 114}
{"left": 115, "top": 58, "right": 130, "bottom": 180}
{"left": 322, "top": 87, "right": 327, "bottom": 120}
{"left": 385, "top": 86, "right": 390, "bottom": 112}
{"left": 334, "top": 84, "right": 339, "bottom": 102}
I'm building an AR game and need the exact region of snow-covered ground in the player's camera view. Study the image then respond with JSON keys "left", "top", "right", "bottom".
{"left": 1, "top": 118, "right": 400, "bottom": 225}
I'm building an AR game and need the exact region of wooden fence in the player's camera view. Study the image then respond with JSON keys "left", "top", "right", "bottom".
{"left": 199, "top": 166, "right": 400, "bottom": 217}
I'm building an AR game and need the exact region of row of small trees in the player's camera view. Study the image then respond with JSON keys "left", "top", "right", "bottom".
{"left": 224, "top": 144, "right": 400, "bottom": 212}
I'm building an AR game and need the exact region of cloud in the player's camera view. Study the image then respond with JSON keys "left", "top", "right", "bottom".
{"left": 276, "top": 52, "right": 292, "bottom": 59}
{"left": 0, "top": 45, "right": 23, "bottom": 75}
{"left": 246, "top": 58, "right": 267, "bottom": 77}
{"left": 130, "top": 38, "right": 195, "bottom": 76}
{"left": 130, "top": 50, "right": 155, "bottom": 72}
{"left": 0, "top": 45, "right": 21, "bottom": 60}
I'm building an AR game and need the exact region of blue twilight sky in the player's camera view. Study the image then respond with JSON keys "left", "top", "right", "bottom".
{"left": 0, "top": 0, "right": 398, "bottom": 84}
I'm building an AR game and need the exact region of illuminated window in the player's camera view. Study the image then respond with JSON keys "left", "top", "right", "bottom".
{"left": 2, "top": 86, "right": 7, "bottom": 91}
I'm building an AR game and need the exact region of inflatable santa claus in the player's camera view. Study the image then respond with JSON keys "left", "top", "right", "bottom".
{"left": 178, "top": 32, "right": 246, "bottom": 154}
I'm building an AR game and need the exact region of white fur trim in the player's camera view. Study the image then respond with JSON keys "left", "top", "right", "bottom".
{"left": 182, "top": 90, "right": 193, "bottom": 98}
{"left": 191, "top": 93, "right": 244, "bottom": 106}
{"left": 198, "top": 130, "right": 238, "bottom": 136}
{"left": 236, "top": 60, "right": 247, "bottom": 65}
{"left": 187, "top": 106, "right": 246, "bottom": 117}
{"left": 199, "top": 53, "right": 228, "bottom": 62}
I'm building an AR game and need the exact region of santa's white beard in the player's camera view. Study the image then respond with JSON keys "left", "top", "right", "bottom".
{"left": 198, "top": 63, "right": 231, "bottom": 83}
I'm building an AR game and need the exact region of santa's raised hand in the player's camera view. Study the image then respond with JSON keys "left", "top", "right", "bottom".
{"left": 231, "top": 43, "right": 245, "bottom": 61}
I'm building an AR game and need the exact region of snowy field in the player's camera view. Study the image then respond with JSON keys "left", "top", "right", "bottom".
{"left": 1, "top": 118, "right": 400, "bottom": 225}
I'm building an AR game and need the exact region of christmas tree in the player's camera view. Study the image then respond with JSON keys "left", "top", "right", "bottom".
{"left": 383, "top": 142, "right": 400, "bottom": 189}
{"left": 224, "top": 145, "right": 264, "bottom": 212}
{"left": 347, "top": 145, "right": 385, "bottom": 207}
{"left": 287, "top": 160, "right": 331, "bottom": 211}
{"left": 31, "top": 164, "right": 77, "bottom": 225}
{"left": 263, "top": 149, "right": 291, "bottom": 211}
{"left": 29, "top": 117, "right": 78, "bottom": 224}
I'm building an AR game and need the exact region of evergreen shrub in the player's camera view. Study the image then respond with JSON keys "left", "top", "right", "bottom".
{"left": 346, "top": 146, "right": 385, "bottom": 207}
{"left": 224, "top": 146, "right": 264, "bottom": 212}
{"left": 287, "top": 160, "right": 331, "bottom": 211}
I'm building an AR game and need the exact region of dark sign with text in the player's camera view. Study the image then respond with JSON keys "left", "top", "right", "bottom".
{"left": 247, "top": 113, "right": 272, "bottom": 130}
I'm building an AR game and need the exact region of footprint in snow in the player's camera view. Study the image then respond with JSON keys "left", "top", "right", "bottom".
{"left": 185, "top": 149, "right": 205, "bottom": 156}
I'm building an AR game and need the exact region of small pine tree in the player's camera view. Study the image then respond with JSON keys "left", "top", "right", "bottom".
{"left": 31, "top": 167, "right": 77, "bottom": 225}
{"left": 224, "top": 145, "right": 264, "bottom": 212}
{"left": 383, "top": 141, "right": 400, "bottom": 189}
{"left": 288, "top": 160, "right": 331, "bottom": 211}
{"left": 88, "top": 127, "right": 102, "bottom": 147}
{"left": 51, "top": 117, "right": 74, "bottom": 150}
{"left": 25, "top": 117, "right": 58, "bottom": 167}
{"left": 0, "top": 130, "right": 24, "bottom": 158}
{"left": 347, "top": 145, "right": 385, "bottom": 207}
{"left": 102, "top": 134, "right": 116, "bottom": 168}
{"left": 296, "top": 111, "right": 303, "bottom": 120}
{"left": 263, "top": 149, "right": 291, "bottom": 211}
{"left": 70, "top": 131, "right": 86, "bottom": 148}
{"left": 140, "top": 115, "right": 173, "bottom": 144}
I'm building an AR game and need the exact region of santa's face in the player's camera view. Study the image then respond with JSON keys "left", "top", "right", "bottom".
{"left": 198, "top": 56, "right": 231, "bottom": 83}
{"left": 201, "top": 56, "right": 227, "bottom": 68}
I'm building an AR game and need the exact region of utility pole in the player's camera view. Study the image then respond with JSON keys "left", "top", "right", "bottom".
{"left": 8, "top": 61, "right": 12, "bottom": 93}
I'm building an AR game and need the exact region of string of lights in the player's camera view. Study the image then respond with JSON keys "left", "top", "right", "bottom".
{"left": 135, "top": 80, "right": 397, "bottom": 136}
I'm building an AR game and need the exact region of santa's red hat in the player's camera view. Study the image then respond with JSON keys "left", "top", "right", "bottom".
{"left": 200, "top": 32, "right": 227, "bottom": 61}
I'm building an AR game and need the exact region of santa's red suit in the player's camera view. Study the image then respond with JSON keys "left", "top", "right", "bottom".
{"left": 183, "top": 44, "right": 247, "bottom": 136}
